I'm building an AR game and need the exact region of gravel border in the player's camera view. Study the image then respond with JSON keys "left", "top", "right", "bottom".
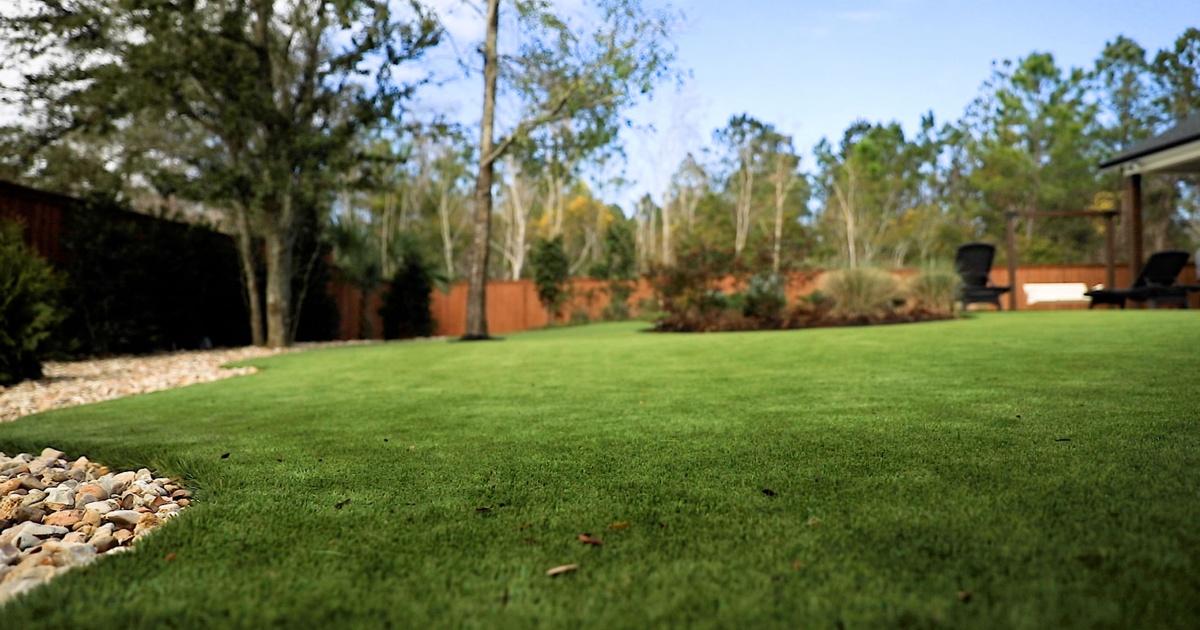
{"left": 0, "top": 342, "right": 380, "bottom": 424}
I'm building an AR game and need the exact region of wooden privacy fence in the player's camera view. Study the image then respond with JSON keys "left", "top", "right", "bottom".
{"left": 330, "top": 263, "right": 1200, "bottom": 340}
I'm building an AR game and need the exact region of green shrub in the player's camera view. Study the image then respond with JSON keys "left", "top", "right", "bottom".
{"left": 532, "top": 236, "right": 570, "bottom": 318}
{"left": 648, "top": 243, "right": 742, "bottom": 326}
{"left": 740, "top": 273, "right": 786, "bottom": 322}
{"left": 819, "top": 267, "right": 901, "bottom": 318}
{"left": 0, "top": 219, "right": 64, "bottom": 385}
{"left": 905, "top": 265, "right": 959, "bottom": 314}
{"left": 600, "top": 281, "right": 634, "bottom": 321}
{"left": 380, "top": 248, "right": 435, "bottom": 340}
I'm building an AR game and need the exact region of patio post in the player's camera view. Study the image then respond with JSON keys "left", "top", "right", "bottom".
{"left": 1006, "top": 212, "right": 1018, "bottom": 310}
{"left": 1124, "top": 174, "right": 1143, "bottom": 279}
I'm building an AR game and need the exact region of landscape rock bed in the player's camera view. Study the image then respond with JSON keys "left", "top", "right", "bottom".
{"left": 0, "top": 342, "right": 379, "bottom": 424}
{"left": 0, "top": 448, "right": 190, "bottom": 604}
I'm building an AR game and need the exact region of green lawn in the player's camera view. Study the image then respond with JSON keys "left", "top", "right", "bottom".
{"left": 2, "top": 312, "right": 1199, "bottom": 628}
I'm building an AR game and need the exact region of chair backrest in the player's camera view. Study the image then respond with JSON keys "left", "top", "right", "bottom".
{"left": 1132, "top": 250, "right": 1190, "bottom": 288}
{"left": 955, "top": 242, "right": 996, "bottom": 288}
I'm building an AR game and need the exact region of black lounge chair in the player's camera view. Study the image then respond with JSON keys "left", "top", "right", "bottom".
{"left": 1085, "top": 250, "right": 1192, "bottom": 309}
{"left": 955, "top": 242, "right": 1011, "bottom": 310}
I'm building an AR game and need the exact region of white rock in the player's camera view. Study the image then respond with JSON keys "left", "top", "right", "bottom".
{"left": 43, "top": 486, "right": 75, "bottom": 510}
{"left": 83, "top": 500, "right": 116, "bottom": 515}
{"left": 104, "top": 510, "right": 141, "bottom": 529}
{"left": 39, "top": 448, "right": 65, "bottom": 461}
{"left": 0, "top": 577, "right": 45, "bottom": 604}
{"left": 42, "top": 540, "right": 97, "bottom": 567}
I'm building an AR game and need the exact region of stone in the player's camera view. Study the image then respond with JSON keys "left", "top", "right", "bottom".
{"left": 0, "top": 495, "right": 22, "bottom": 521}
{"left": 42, "top": 540, "right": 96, "bottom": 567}
{"left": 93, "top": 523, "right": 115, "bottom": 540}
{"left": 26, "top": 457, "right": 54, "bottom": 476}
{"left": 80, "top": 509, "right": 103, "bottom": 528}
{"left": 19, "top": 490, "right": 47, "bottom": 508}
{"left": 12, "top": 531, "right": 43, "bottom": 551}
{"left": 0, "top": 447, "right": 194, "bottom": 603}
{"left": 104, "top": 510, "right": 141, "bottom": 529}
{"left": 134, "top": 513, "right": 160, "bottom": 536}
{"left": 89, "top": 535, "right": 116, "bottom": 553}
{"left": 43, "top": 509, "right": 84, "bottom": 528}
{"left": 112, "top": 471, "right": 136, "bottom": 486}
{"left": 13, "top": 522, "right": 69, "bottom": 540}
{"left": 0, "top": 577, "right": 45, "bottom": 604}
{"left": 83, "top": 500, "right": 116, "bottom": 515}
{"left": 10, "top": 506, "right": 46, "bottom": 525}
{"left": 0, "top": 464, "right": 30, "bottom": 478}
{"left": 7, "top": 563, "right": 57, "bottom": 583}
{"left": 17, "top": 476, "right": 46, "bottom": 491}
{"left": 0, "top": 477, "right": 21, "bottom": 494}
{"left": 0, "top": 541, "right": 18, "bottom": 565}
{"left": 74, "top": 483, "right": 107, "bottom": 508}
{"left": 43, "top": 486, "right": 75, "bottom": 511}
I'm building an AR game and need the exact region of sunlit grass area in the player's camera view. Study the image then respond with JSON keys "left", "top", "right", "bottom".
{"left": 1, "top": 312, "right": 1198, "bottom": 628}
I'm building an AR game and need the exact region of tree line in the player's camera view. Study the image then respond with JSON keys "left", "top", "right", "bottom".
{"left": 1, "top": 2, "right": 1196, "bottom": 344}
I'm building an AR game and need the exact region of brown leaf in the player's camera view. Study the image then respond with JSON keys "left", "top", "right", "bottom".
{"left": 608, "top": 521, "right": 631, "bottom": 530}
{"left": 546, "top": 563, "right": 579, "bottom": 577}
{"left": 516, "top": 522, "right": 532, "bottom": 530}
{"left": 165, "top": 553, "right": 177, "bottom": 562}
{"left": 578, "top": 534, "right": 604, "bottom": 546}
{"left": 790, "top": 560, "right": 803, "bottom": 571}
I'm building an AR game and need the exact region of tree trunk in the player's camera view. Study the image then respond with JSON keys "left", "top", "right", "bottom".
{"left": 234, "top": 204, "right": 265, "bottom": 346}
{"left": 464, "top": 0, "right": 500, "bottom": 340}
{"left": 661, "top": 196, "right": 672, "bottom": 266}
{"left": 263, "top": 196, "right": 295, "bottom": 349}
{"left": 438, "top": 187, "right": 456, "bottom": 280}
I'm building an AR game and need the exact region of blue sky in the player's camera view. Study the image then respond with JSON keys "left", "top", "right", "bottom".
{"left": 0, "top": 0, "right": 1193, "bottom": 211}
{"left": 620, "top": 0, "right": 1195, "bottom": 206}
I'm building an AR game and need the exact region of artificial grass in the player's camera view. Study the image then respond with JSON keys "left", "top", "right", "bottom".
{"left": 1, "top": 311, "right": 1198, "bottom": 628}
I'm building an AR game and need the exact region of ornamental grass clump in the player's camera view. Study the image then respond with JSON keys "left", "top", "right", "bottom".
{"left": 904, "top": 265, "right": 959, "bottom": 315}
{"left": 819, "top": 267, "right": 901, "bottom": 319}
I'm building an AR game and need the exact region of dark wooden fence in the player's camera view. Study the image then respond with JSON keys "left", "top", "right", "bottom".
{"left": 0, "top": 180, "right": 75, "bottom": 263}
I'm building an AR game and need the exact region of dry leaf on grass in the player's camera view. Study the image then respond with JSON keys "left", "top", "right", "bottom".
{"left": 608, "top": 521, "right": 631, "bottom": 530}
{"left": 546, "top": 564, "right": 578, "bottom": 577}
{"left": 577, "top": 534, "right": 603, "bottom": 546}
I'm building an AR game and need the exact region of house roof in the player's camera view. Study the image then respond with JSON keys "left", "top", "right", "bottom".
{"left": 1099, "top": 112, "right": 1200, "bottom": 174}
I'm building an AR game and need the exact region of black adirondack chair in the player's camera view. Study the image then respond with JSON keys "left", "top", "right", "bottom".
{"left": 1085, "top": 250, "right": 1192, "bottom": 309}
{"left": 955, "top": 242, "right": 1011, "bottom": 310}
